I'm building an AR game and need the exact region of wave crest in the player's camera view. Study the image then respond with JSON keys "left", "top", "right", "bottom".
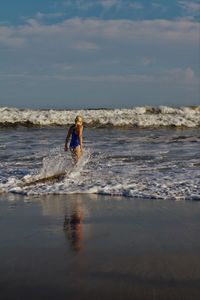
{"left": 0, "top": 106, "right": 200, "bottom": 128}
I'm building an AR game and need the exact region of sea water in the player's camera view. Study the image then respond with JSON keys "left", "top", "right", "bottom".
{"left": 0, "top": 124, "right": 199, "bottom": 200}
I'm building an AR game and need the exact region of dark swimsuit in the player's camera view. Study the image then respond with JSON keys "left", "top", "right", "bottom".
{"left": 70, "top": 126, "right": 80, "bottom": 150}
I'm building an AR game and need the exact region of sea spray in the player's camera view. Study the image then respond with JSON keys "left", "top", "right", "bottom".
{"left": 21, "top": 146, "right": 73, "bottom": 184}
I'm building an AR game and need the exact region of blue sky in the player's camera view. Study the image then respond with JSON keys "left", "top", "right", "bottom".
{"left": 0, "top": 0, "right": 199, "bottom": 108}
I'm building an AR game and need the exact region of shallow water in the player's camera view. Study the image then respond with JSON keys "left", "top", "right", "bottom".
{"left": 0, "top": 194, "right": 200, "bottom": 300}
{"left": 0, "top": 127, "right": 200, "bottom": 200}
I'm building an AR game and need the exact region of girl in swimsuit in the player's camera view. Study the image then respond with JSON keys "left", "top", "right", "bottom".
{"left": 64, "top": 116, "right": 83, "bottom": 162}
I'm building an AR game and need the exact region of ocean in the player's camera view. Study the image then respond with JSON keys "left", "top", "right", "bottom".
{"left": 1, "top": 106, "right": 200, "bottom": 299}
{"left": 0, "top": 106, "right": 200, "bottom": 199}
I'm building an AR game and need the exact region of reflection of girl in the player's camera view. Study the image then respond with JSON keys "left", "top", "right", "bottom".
{"left": 63, "top": 210, "right": 83, "bottom": 252}
{"left": 64, "top": 116, "right": 83, "bottom": 162}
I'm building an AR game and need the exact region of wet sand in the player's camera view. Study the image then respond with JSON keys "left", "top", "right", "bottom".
{"left": 0, "top": 194, "right": 200, "bottom": 300}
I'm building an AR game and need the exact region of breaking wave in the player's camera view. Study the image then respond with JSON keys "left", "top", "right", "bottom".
{"left": 0, "top": 106, "right": 200, "bottom": 128}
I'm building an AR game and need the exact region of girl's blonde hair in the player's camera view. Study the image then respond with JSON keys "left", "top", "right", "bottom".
{"left": 75, "top": 115, "right": 83, "bottom": 125}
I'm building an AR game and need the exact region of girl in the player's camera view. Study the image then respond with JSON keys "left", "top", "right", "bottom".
{"left": 64, "top": 116, "right": 83, "bottom": 162}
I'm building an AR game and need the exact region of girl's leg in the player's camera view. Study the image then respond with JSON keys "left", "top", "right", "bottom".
{"left": 72, "top": 146, "right": 82, "bottom": 163}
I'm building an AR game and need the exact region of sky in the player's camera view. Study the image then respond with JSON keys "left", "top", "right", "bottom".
{"left": 0, "top": 0, "right": 199, "bottom": 109}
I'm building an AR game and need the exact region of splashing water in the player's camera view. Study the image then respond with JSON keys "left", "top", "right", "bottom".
{"left": 0, "top": 127, "right": 200, "bottom": 199}
{"left": 23, "top": 146, "right": 73, "bottom": 183}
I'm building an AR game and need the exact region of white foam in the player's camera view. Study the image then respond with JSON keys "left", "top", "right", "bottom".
{"left": 0, "top": 125, "right": 199, "bottom": 200}
{"left": 0, "top": 106, "right": 200, "bottom": 128}
{"left": 15, "top": 150, "right": 199, "bottom": 201}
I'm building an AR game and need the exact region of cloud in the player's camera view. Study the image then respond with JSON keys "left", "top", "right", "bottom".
{"left": 151, "top": 2, "right": 168, "bottom": 13}
{"left": 100, "top": 0, "right": 120, "bottom": 9}
{"left": 141, "top": 57, "right": 154, "bottom": 66}
{"left": 99, "top": 0, "right": 144, "bottom": 10}
{"left": 70, "top": 41, "right": 100, "bottom": 50}
{"left": 63, "top": 0, "right": 94, "bottom": 11}
{"left": 63, "top": 0, "right": 144, "bottom": 12}
{"left": 178, "top": 1, "right": 200, "bottom": 18}
{"left": 34, "top": 12, "right": 65, "bottom": 20}
{"left": 128, "top": 2, "right": 144, "bottom": 10}
{"left": 166, "top": 67, "right": 198, "bottom": 83}
{"left": 1, "top": 67, "right": 198, "bottom": 86}
{"left": 0, "top": 72, "right": 153, "bottom": 83}
{"left": 0, "top": 26, "right": 26, "bottom": 47}
{"left": 0, "top": 17, "right": 199, "bottom": 106}
{"left": 0, "top": 18, "right": 198, "bottom": 51}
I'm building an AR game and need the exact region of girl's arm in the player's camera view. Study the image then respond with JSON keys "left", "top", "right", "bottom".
{"left": 78, "top": 125, "right": 83, "bottom": 152}
{"left": 64, "top": 126, "right": 72, "bottom": 151}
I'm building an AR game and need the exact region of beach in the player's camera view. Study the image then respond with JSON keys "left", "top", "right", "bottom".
{"left": 0, "top": 107, "right": 200, "bottom": 299}
{"left": 1, "top": 194, "right": 200, "bottom": 300}
{"left": 1, "top": 0, "right": 200, "bottom": 295}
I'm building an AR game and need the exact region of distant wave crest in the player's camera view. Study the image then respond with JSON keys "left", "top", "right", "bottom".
{"left": 0, "top": 106, "right": 200, "bottom": 128}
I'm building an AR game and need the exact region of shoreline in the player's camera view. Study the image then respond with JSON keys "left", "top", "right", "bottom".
{"left": 1, "top": 194, "right": 200, "bottom": 300}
